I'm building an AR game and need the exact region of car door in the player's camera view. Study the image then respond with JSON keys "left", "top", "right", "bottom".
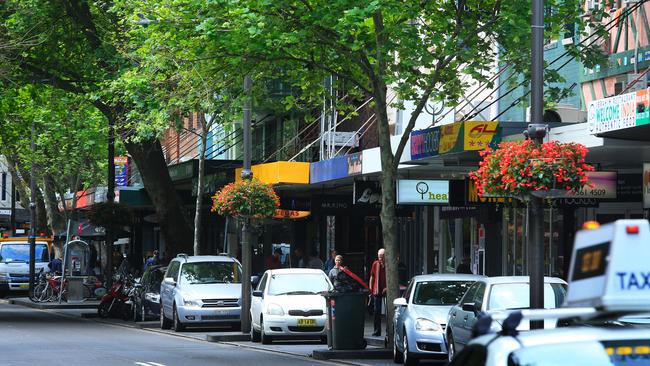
{"left": 161, "top": 261, "right": 180, "bottom": 315}
{"left": 251, "top": 272, "right": 268, "bottom": 329}
{"left": 449, "top": 281, "right": 480, "bottom": 348}
{"left": 394, "top": 280, "right": 414, "bottom": 347}
{"left": 459, "top": 282, "right": 486, "bottom": 342}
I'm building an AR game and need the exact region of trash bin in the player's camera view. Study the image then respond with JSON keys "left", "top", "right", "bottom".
{"left": 325, "top": 290, "right": 368, "bottom": 350}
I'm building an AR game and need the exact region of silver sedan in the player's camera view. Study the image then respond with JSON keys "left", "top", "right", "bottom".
{"left": 393, "top": 274, "right": 485, "bottom": 365}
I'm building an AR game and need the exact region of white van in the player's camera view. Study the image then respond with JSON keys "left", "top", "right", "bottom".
{"left": 0, "top": 237, "right": 53, "bottom": 296}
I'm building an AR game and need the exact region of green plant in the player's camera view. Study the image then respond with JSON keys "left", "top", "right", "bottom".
{"left": 470, "top": 140, "right": 594, "bottom": 199}
{"left": 86, "top": 201, "right": 133, "bottom": 229}
{"left": 211, "top": 179, "right": 280, "bottom": 218}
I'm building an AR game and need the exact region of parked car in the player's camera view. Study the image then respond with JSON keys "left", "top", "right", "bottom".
{"left": 250, "top": 268, "right": 333, "bottom": 344}
{"left": 393, "top": 274, "right": 484, "bottom": 365}
{"left": 132, "top": 264, "right": 166, "bottom": 321}
{"left": 160, "top": 254, "right": 242, "bottom": 332}
{"left": 445, "top": 276, "right": 567, "bottom": 360}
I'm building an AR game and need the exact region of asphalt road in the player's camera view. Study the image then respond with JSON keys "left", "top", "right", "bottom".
{"left": 0, "top": 301, "right": 348, "bottom": 366}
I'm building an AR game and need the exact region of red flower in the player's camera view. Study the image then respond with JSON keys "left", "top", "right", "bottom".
{"left": 211, "top": 179, "right": 280, "bottom": 218}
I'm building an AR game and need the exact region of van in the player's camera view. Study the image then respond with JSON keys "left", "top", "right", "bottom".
{"left": 0, "top": 237, "right": 54, "bottom": 296}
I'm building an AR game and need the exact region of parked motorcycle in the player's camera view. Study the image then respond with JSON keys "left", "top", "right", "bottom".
{"left": 97, "top": 274, "right": 133, "bottom": 319}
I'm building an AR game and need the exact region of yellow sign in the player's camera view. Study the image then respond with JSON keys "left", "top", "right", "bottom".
{"left": 235, "top": 161, "right": 310, "bottom": 184}
{"left": 463, "top": 121, "right": 498, "bottom": 150}
{"left": 273, "top": 209, "right": 311, "bottom": 219}
{"left": 439, "top": 122, "right": 462, "bottom": 154}
{"left": 468, "top": 179, "right": 512, "bottom": 204}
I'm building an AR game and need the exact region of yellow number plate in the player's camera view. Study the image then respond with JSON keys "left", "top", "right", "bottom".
{"left": 297, "top": 318, "right": 316, "bottom": 326}
{"left": 18, "top": 284, "right": 29, "bottom": 289}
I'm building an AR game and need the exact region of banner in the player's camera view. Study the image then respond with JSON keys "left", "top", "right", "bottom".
{"left": 114, "top": 156, "right": 129, "bottom": 187}
{"left": 353, "top": 181, "right": 381, "bottom": 206}
{"left": 644, "top": 163, "right": 650, "bottom": 209}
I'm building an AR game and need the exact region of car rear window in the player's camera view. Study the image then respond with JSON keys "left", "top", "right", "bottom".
{"left": 412, "top": 281, "right": 475, "bottom": 305}
{"left": 488, "top": 283, "right": 566, "bottom": 310}
{"left": 508, "top": 339, "right": 650, "bottom": 366}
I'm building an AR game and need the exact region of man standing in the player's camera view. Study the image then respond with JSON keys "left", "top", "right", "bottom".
{"left": 265, "top": 248, "right": 283, "bottom": 270}
{"left": 290, "top": 247, "right": 304, "bottom": 268}
{"left": 144, "top": 250, "right": 159, "bottom": 270}
{"left": 369, "top": 248, "right": 386, "bottom": 336}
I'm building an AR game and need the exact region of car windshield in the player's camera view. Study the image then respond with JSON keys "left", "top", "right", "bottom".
{"left": 488, "top": 283, "right": 566, "bottom": 310}
{"left": 508, "top": 339, "right": 650, "bottom": 366}
{"left": 0, "top": 244, "right": 49, "bottom": 263}
{"left": 413, "top": 281, "right": 475, "bottom": 305}
{"left": 180, "top": 261, "right": 241, "bottom": 284}
{"left": 267, "top": 273, "right": 331, "bottom": 296}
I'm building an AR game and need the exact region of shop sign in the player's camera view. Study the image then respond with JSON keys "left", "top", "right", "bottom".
{"left": 439, "top": 123, "right": 462, "bottom": 154}
{"left": 410, "top": 127, "right": 440, "bottom": 160}
{"left": 617, "top": 173, "right": 643, "bottom": 202}
{"left": 310, "top": 156, "right": 348, "bottom": 183}
{"left": 644, "top": 164, "right": 650, "bottom": 209}
{"left": 273, "top": 209, "right": 310, "bottom": 219}
{"left": 347, "top": 152, "right": 363, "bottom": 176}
{"left": 463, "top": 121, "right": 499, "bottom": 150}
{"left": 467, "top": 179, "right": 513, "bottom": 205}
{"left": 561, "top": 171, "right": 617, "bottom": 199}
{"left": 353, "top": 181, "right": 381, "bottom": 206}
{"left": 587, "top": 88, "right": 650, "bottom": 135}
{"left": 397, "top": 180, "right": 449, "bottom": 204}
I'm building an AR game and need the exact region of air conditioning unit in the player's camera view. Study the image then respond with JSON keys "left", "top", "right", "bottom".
{"left": 525, "top": 105, "right": 587, "bottom": 123}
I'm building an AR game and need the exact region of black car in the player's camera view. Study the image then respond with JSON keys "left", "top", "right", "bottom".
{"left": 133, "top": 265, "right": 166, "bottom": 321}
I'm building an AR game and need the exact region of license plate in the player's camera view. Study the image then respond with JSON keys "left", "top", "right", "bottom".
{"left": 18, "top": 284, "right": 29, "bottom": 289}
{"left": 297, "top": 318, "right": 316, "bottom": 326}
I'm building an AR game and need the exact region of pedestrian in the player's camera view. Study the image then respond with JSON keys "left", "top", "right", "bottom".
{"left": 328, "top": 254, "right": 343, "bottom": 283}
{"left": 456, "top": 255, "right": 473, "bottom": 274}
{"left": 144, "top": 250, "right": 159, "bottom": 270}
{"left": 324, "top": 248, "right": 337, "bottom": 272}
{"left": 306, "top": 248, "right": 324, "bottom": 270}
{"left": 290, "top": 247, "right": 304, "bottom": 268}
{"left": 265, "top": 248, "right": 283, "bottom": 270}
{"left": 369, "top": 248, "right": 386, "bottom": 336}
{"left": 48, "top": 255, "right": 63, "bottom": 275}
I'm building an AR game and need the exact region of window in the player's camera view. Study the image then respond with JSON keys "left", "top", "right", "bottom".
{"left": 0, "top": 244, "right": 49, "bottom": 263}
{"left": 459, "top": 282, "right": 480, "bottom": 305}
{"left": 267, "top": 273, "right": 331, "bottom": 295}
{"left": 412, "top": 281, "right": 475, "bottom": 306}
{"left": 179, "top": 261, "right": 241, "bottom": 285}
{"left": 404, "top": 281, "right": 414, "bottom": 303}
{"left": 166, "top": 261, "right": 180, "bottom": 281}
{"left": 1, "top": 173, "right": 6, "bottom": 201}
{"left": 257, "top": 273, "right": 268, "bottom": 291}
{"left": 488, "top": 283, "right": 567, "bottom": 310}
{"left": 472, "top": 283, "right": 486, "bottom": 310}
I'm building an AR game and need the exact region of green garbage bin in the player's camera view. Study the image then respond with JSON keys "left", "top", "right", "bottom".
{"left": 325, "top": 291, "right": 368, "bottom": 350}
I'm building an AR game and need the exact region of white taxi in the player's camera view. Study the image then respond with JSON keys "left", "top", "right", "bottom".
{"left": 448, "top": 219, "right": 650, "bottom": 366}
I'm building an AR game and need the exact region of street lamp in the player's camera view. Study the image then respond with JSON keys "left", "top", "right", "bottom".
{"left": 240, "top": 75, "right": 253, "bottom": 334}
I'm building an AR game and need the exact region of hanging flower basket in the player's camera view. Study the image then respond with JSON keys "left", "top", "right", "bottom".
{"left": 86, "top": 201, "right": 133, "bottom": 229}
{"left": 470, "top": 140, "right": 594, "bottom": 200}
{"left": 211, "top": 179, "right": 280, "bottom": 219}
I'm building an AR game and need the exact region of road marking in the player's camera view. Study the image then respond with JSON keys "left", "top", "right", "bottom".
{"left": 148, "top": 363, "right": 166, "bottom": 366}
{"left": 134, "top": 362, "right": 166, "bottom": 366}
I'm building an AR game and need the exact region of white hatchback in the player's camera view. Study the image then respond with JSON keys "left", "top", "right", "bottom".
{"left": 250, "top": 268, "right": 332, "bottom": 344}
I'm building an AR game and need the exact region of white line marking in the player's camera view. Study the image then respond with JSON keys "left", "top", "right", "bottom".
{"left": 148, "top": 363, "right": 166, "bottom": 366}
{"left": 134, "top": 363, "right": 150, "bottom": 366}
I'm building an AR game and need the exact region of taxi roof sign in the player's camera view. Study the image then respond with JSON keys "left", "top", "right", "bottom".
{"left": 566, "top": 219, "right": 650, "bottom": 312}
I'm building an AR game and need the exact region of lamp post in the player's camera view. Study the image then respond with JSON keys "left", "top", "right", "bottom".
{"left": 528, "top": 0, "right": 547, "bottom": 330}
{"left": 28, "top": 121, "right": 36, "bottom": 295}
{"left": 240, "top": 75, "right": 253, "bottom": 334}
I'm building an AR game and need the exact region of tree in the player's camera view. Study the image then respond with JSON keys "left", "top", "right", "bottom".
{"left": 0, "top": 0, "right": 193, "bottom": 255}
{"left": 168, "top": 0, "right": 605, "bottom": 344}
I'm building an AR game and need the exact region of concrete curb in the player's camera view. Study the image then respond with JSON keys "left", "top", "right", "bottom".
{"left": 136, "top": 321, "right": 160, "bottom": 329}
{"left": 364, "top": 337, "right": 385, "bottom": 347}
{"left": 312, "top": 348, "right": 392, "bottom": 360}
{"left": 9, "top": 298, "right": 99, "bottom": 310}
{"left": 206, "top": 333, "right": 251, "bottom": 342}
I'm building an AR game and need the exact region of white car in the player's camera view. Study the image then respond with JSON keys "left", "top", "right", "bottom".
{"left": 250, "top": 268, "right": 332, "bottom": 344}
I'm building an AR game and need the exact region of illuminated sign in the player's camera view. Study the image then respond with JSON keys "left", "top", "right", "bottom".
{"left": 397, "top": 180, "right": 449, "bottom": 204}
{"left": 588, "top": 88, "right": 650, "bottom": 134}
{"left": 272, "top": 209, "right": 310, "bottom": 219}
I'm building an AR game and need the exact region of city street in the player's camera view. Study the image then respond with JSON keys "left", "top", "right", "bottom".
{"left": 0, "top": 300, "right": 394, "bottom": 366}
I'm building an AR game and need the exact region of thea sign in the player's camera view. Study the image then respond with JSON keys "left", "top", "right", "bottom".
{"left": 397, "top": 180, "right": 449, "bottom": 204}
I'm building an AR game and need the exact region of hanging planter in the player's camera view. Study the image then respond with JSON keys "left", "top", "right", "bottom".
{"left": 470, "top": 140, "right": 594, "bottom": 201}
{"left": 211, "top": 179, "right": 280, "bottom": 219}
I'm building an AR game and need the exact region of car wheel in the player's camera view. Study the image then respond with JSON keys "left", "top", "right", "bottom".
{"left": 260, "top": 316, "right": 272, "bottom": 344}
{"left": 403, "top": 331, "right": 419, "bottom": 366}
{"left": 172, "top": 304, "right": 185, "bottom": 332}
{"left": 250, "top": 316, "right": 261, "bottom": 343}
{"left": 98, "top": 302, "right": 110, "bottom": 318}
{"left": 160, "top": 303, "right": 172, "bottom": 329}
{"left": 393, "top": 332, "right": 404, "bottom": 364}
{"left": 447, "top": 331, "right": 456, "bottom": 362}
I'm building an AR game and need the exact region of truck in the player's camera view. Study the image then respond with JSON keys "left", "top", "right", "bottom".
{"left": 0, "top": 236, "right": 54, "bottom": 296}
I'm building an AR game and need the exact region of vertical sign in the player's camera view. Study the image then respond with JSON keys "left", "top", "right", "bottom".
{"left": 643, "top": 163, "right": 650, "bottom": 209}
{"left": 114, "top": 156, "right": 129, "bottom": 187}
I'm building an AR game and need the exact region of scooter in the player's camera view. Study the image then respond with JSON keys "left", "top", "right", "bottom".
{"left": 98, "top": 275, "right": 132, "bottom": 319}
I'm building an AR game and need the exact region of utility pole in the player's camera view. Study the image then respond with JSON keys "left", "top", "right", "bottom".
{"left": 106, "top": 118, "right": 115, "bottom": 285}
{"left": 528, "top": 0, "right": 546, "bottom": 330}
{"left": 28, "top": 122, "right": 36, "bottom": 295}
{"left": 241, "top": 75, "right": 253, "bottom": 334}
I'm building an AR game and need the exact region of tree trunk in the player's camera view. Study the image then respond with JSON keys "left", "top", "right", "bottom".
{"left": 373, "top": 87, "right": 399, "bottom": 347}
{"left": 193, "top": 128, "right": 208, "bottom": 255}
{"left": 5, "top": 156, "right": 31, "bottom": 209}
{"left": 35, "top": 187, "right": 49, "bottom": 236}
{"left": 42, "top": 174, "right": 66, "bottom": 236}
{"left": 125, "top": 139, "right": 193, "bottom": 256}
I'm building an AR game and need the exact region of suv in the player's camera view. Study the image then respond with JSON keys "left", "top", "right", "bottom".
{"left": 160, "top": 254, "right": 242, "bottom": 331}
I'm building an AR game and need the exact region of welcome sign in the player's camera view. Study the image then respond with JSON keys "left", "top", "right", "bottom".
{"left": 588, "top": 88, "right": 650, "bottom": 134}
